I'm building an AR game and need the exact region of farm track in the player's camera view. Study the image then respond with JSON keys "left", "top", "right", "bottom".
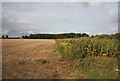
{"left": 2, "top": 39, "right": 81, "bottom": 79}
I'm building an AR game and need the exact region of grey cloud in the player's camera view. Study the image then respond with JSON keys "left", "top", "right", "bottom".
{"left": 2, "top": 2, "right": 37, "bottom": 13}
{"left": 2, "top": 13, "right": 33, "bottom": 36}
{"left": 82, "top": 2, "right": 90, "bottom": 7}
{"left": 63, "top": 2, "right": 104, "bottom": 8}
{"left": 109, "top": 8, "right": 118, "bottom": 23}
{"left": 2, "top": 2, "right": 118, "bottom": 36}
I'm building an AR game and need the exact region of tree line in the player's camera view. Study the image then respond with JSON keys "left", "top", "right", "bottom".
{"left": 2, "top": 35, "right": 8, "bottom": 39}
{"left": 22, "top": 33, "right": 89, "bottom": 39}
{"left": 21, "top": 33, "right": 120, "bottom": 39}
{"left": 2, "top": 33, "right": 120, "bottom": 39}
{"left": 92, "top": 33, "right": 120, "bottom": 40}
{"left": 2, "top": 35, "right": 20, "bottom": 39}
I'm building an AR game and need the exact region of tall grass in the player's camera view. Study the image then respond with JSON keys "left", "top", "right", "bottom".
{"left": 56, "top": 37, "right": 119, "bottom": 59}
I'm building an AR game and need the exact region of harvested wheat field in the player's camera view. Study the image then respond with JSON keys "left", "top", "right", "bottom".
{"left": 2, "top": 39, "right": 80, "bottom": 79}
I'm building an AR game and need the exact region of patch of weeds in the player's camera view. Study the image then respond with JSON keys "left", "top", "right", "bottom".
{"left": 52, "top": 57, "right": 58, "bottom": 60}
{"left": 70, "top": 73, "right": 82, "bottom": 78}
{"left": 19, "top": 61, "right": 25, "bottom": 65}
{"left": 35, "top": 59, "right": 48, "bottom": 64}
{"left": 45, "top": 52, "right": 48, "bottom": 54}
{"left": 52, "top": 48, "right": 58, "bottom": 53}
{"left": 46, "top": 48, "right": 49, "bottom": 50}
{"left": 49, "top": 53, "right": 53, "bottom": 57}
{"left": 74, "top": 56, "right": 118, "bottom": 79}
{"left": 70, "top": 73, "right": 78, "bottom": 77}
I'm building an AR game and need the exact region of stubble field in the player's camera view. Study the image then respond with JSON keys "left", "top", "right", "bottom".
{"left": 2, "top": 39, "right": 80, "bottom": 79}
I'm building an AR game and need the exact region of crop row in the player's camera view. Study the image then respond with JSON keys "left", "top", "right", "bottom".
{"left": 55, "top": 37, "right": 119, "bottom": 59}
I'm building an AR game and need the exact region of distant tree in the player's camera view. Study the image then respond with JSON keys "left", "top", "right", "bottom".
{"left": 95, "top": 35, "right": 99, "bottom": 37}
{"left": 74, "top": 35, "right": 79, "bottom": 38}
{"left": 22, "top": 36, "right": 25, "bottom": 39}
{"left": 25, "top": 35, "right": 28, "bottom": 39}
{"left": 77, "top": 33, "right": 82, "bottom": 37}
{"left": 91, "top": 35, "right": 94, "bottom": 38}
{"left": 6, "top": 35, "right": 8, "bottom": 39}
{"left": 2, "top": 35, "right": 4, "bottom": 39}
{"left": 82, "top": 33, "right": 89, "bottom": 37}
{"left": 69, "top": 33, "right": 75, "bottom": 38}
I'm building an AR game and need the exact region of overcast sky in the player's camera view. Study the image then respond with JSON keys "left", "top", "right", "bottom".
{"left": 2, "top": 2, "right": 118, "bottom": 37}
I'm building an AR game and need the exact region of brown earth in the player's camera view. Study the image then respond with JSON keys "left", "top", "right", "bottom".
{"left": 2, "top": 39, "right": 83, "bottom": 79}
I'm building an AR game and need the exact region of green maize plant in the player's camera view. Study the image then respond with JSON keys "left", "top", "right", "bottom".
{"left": 55, "top": 37, "right": 119, "bottom": 60}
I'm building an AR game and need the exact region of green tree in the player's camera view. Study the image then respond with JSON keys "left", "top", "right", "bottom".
{"left": 91, "top": 35, "right": 94, "bottom": 38}
{"left": 82, "top": 33, "right": 89, "bottom": 37}
{"left": 25, "top": 35, "right": 28, "bottom": 39}
{"left": 2, "top": 35, "right": 4, "bottom": 39}
{"left": 74, "top": 35, "right": 79, "bottom": 38}
{"left": 6, "top": 35, "right": 8, "bottom": 39}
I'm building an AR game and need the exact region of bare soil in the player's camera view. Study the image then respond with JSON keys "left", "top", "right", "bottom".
{"left": 2, "top": 39, "right": 82, "bottom": 79}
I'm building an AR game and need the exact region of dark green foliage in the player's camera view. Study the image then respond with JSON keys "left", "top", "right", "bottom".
{"left": 22, "top": 35, "right": 28, "bottom": 39}
{"left": 21, "top": 33, "right": 120, "bottom": 40}
{"left": 56, "top": 37, "right": 119, "bottom": 59}
{"left": 6, "top": 35, "right": 8, "bottom": 39}
{"left": 21, "top": 33, "right": 89, "bottom": 39}
{"left": 94, "top": 33, "right": 120, "bottom": 39}
{"left": 2, "top": 35, "right": 4, "bottom": 39}
{"left": 82, "top": 33, "right": 89, "bottom": 37}
{"left": 2, "top": 35, "right": 9, "bottom": 39}
{"left": 82, "top": 54, "right": 86, "bottom": 59}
